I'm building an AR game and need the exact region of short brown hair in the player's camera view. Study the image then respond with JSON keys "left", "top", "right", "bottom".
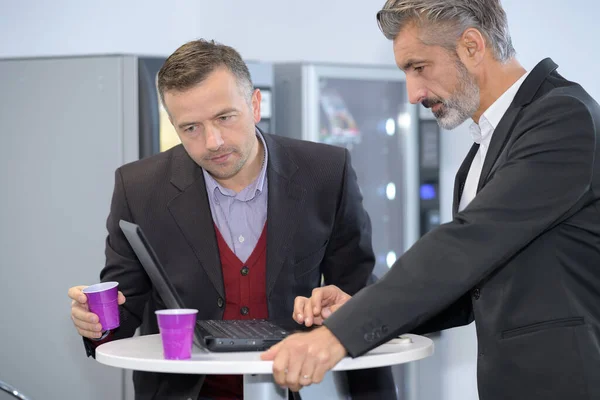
{"left": 157, "top": 39, "right": 253, "bottom": 106}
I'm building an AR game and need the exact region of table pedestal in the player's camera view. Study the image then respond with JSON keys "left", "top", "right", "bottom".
{"left": 243, "top": 374, "right": 288, "bottom": 400}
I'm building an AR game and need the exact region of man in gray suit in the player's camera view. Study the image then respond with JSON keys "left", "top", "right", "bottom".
{"left": 263, "top": 1, "right": 600, "bottom": 399}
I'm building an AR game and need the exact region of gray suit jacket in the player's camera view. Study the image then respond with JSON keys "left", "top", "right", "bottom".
{"left": 325, "top": 58, "right": 600, "bottom": 400}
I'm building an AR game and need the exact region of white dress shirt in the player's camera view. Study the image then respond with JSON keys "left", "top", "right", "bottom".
{"left": 458, "top": 71, "right": 530, "bottom": 211}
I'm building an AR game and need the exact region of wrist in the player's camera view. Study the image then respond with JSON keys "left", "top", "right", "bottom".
{"left": 323, "top": 326, "right": 347, "bottom": 358}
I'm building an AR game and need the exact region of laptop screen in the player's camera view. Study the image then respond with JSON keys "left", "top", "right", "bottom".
{"left": 119, "top": 219, "right": 186, "bottom": 311}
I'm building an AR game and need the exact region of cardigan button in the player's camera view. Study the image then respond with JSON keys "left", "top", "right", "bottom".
{"left": 241, "top": 266, "right": 249, "bottom": 276}
{"left": 240, "top": 306, "right": 250, "bottom": 316}
{"left": 217, "top": 297, "right": 224, "bottom": 308}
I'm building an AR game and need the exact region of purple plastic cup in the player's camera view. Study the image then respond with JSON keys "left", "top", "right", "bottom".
{"left": 155, "top": 309, "right": 198, "bottom": 360}
{"left": 83, "top": 282, "right": 120, "bottom": 331}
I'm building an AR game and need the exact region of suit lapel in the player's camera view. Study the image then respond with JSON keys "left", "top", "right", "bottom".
{"left": 477, "top": 58, "right": 559, "bottom": 192}
{"left": 167, "top": 146, "right": 224, "bottom": 298}
{"left": 476, "top": 106, "right": 523, "bottom": 191}
{"left": 262, "top": 133, "right": 306, "bottom": 297}
{"left": 453, "top": 143, "right": 479, "bottom": 217}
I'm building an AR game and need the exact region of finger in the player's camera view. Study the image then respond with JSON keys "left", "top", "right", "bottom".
{"left": 321, "top": 306, "right": 335, "bottom": 319}
{"left": 284, "top": 347, "right": 307, "bottom": 391}
{"left": 117, "top": 291, "right": 126, "bottom": 305}
{"left": 299, "top": 350, "right": 319, "bottom": 388}
{"left": 321, "top": 301, "right": 346, "bottom": 320}
{"left": 68, "top": 286, "right": 88, "bottom": 304}
{"left": 303, "top": 298, "right": 315, "bottom": 327}
{"left": 312, "top": 349, "right": 333, "bottom": 384}
{"left": 288, "top": 381, "right": 303, "bottom": 393}
{"left": 71, "top": 298, "right": 89, "bottom": 311}
{"left": 71, "top": 304, "right": 98, "bottom": 323}
{"left": 261, "top": 341, "right": 282, "bottom": 361}
{"left": 76, "top": 326, "right": 105, "bottom": 339}
{"left": 293, "top": 297, "right": 307, "bottom": 324}
{"left": 71, "top": 308, "right": 103, "bottom": 334}
{"left": 74, "top": 319, "right": 104, "bottom": 335}
{"left": 310, "top": 288, "right": 325, "bottom": 317}
{"left": 328, "top": 304, "right": 343, "bottom": 315}
{"left": 271, "top": 347, "right": 290, "bottom": 387}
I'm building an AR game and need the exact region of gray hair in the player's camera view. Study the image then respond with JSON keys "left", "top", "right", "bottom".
{"left": 377, "top": 0, "right": 515, "bottom": 62}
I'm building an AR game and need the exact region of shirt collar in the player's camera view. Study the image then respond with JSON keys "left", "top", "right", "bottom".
{"left": 203, "top": 128, "right": 268, "bottom": 202}
{"left": 470, "top": 71, "right": 530, "bottom": 144}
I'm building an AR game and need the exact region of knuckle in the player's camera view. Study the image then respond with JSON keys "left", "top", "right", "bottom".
{"left": 285, "top": 376, "right": 294, "bottom": 385}
{"left": 296, "top": 342, "right": 309, "bottom": 353}
{"left": 273, "top": 365, "right": 285, "bottom": 374}
{"left": 317, "top": 350, "right": 330, "bottom": 363}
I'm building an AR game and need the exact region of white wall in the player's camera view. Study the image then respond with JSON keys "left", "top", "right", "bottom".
{"left": 1, "top": 1, "right": 599, "bottom": 400}
{"left": 0, "top": 0, "right": 201, "bottom": 59}
{"left": 0, "top": 0, "right": 394, "bottom": 65}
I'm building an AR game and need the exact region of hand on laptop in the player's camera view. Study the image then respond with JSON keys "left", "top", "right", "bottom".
{"left": 68, "top": 285, "right": 126, "bottom": 339}
{"left": 293, "top": 285, "right": 352, "bottom": 327}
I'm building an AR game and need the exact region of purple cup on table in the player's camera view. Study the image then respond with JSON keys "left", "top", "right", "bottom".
{"left": 155, "top": 309, "right": 198, "bottom": 360}
{"left": 83, "top": 282, "right": 120, "bottom": 331}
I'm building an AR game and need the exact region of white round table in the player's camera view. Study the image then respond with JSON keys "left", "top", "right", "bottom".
{"left": 96, "top": 333, "right": 434, "bottom": 400}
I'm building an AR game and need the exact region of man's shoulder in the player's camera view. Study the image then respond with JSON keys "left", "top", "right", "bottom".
{"left": 527, "top": 78, "right": 600, "bottom": 125}
{"left": 266, "top": 133, "right": 347, "bottom": 164}
{"left": 117, "top": 144, "right": 185, "bottom": 184}
{"left": 530, "top": 65, "right": 598, "bottom": 111}
{"left": 513, "top": 73, "right": 600, "bottom": 151}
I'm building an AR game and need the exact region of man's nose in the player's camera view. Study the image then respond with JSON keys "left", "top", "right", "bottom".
{"left": 406, "top": 78, "right": 426, "bottom": 105}
{"left": 205, "top": 126, "right": 224, "bottom": 150}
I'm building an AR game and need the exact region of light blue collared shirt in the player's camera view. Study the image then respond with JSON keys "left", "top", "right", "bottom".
{"left": 202, "top": 130, "right": 268, "bottom": 263}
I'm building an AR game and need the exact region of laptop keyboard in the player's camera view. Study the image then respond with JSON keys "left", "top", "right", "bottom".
{"left": 200, "top": 319, "right": 289, "bottom": 339}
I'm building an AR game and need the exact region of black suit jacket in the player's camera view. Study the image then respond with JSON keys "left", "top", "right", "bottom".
{"left": 325, "top": 58, "right": 600, "bottom": 400}
{"left": 88, "top": 133, "right": 383, "bottom": 399}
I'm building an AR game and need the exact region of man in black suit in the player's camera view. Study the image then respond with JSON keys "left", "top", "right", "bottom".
{"left": 264, "top": 1, "right": 600, "bottom": 399}
{"left": 68, "top": 39, "right": 395, "bottom": 399}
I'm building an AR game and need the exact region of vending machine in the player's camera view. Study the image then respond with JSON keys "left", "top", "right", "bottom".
{"left": 274, "top": 63, "right": 440, "bottom": 277}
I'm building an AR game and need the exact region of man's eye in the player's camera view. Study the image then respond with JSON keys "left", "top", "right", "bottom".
{"left": 219, "top": 115, "right": 232, "bottom": 122}
{"left": 414, "top": 66, "right": 424, "bottom": 73}
{"left": 185, "top": 125, "right": 198, "bottom": 133}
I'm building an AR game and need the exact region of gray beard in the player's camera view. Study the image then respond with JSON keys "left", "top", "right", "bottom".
{"left": 434, "top": 63, "right": 480, "bottom": 130}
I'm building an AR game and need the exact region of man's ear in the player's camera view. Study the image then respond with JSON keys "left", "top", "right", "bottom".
{"left": 251, "top": 88, "right": 262, "bottom": 124}
{"left": 458, "top": 28, "right": 486, "bottom": 65}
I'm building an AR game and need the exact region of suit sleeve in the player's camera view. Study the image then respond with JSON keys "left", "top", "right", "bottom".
{"left": 321, "top": 149, "right": 375, "bottom": 296}
{"left": 411, "top": 292, "right": 474, "bottom": 335}
{"left": 325, "top": 93, "right": 596, "bottom": 356}
{"left": 83, "top": 168, "right": 153, "bottom": 357}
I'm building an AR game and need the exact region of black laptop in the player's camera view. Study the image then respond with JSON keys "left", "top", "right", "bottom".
{"left": 119, "top": 219, "right": 307, "bottom": 352}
